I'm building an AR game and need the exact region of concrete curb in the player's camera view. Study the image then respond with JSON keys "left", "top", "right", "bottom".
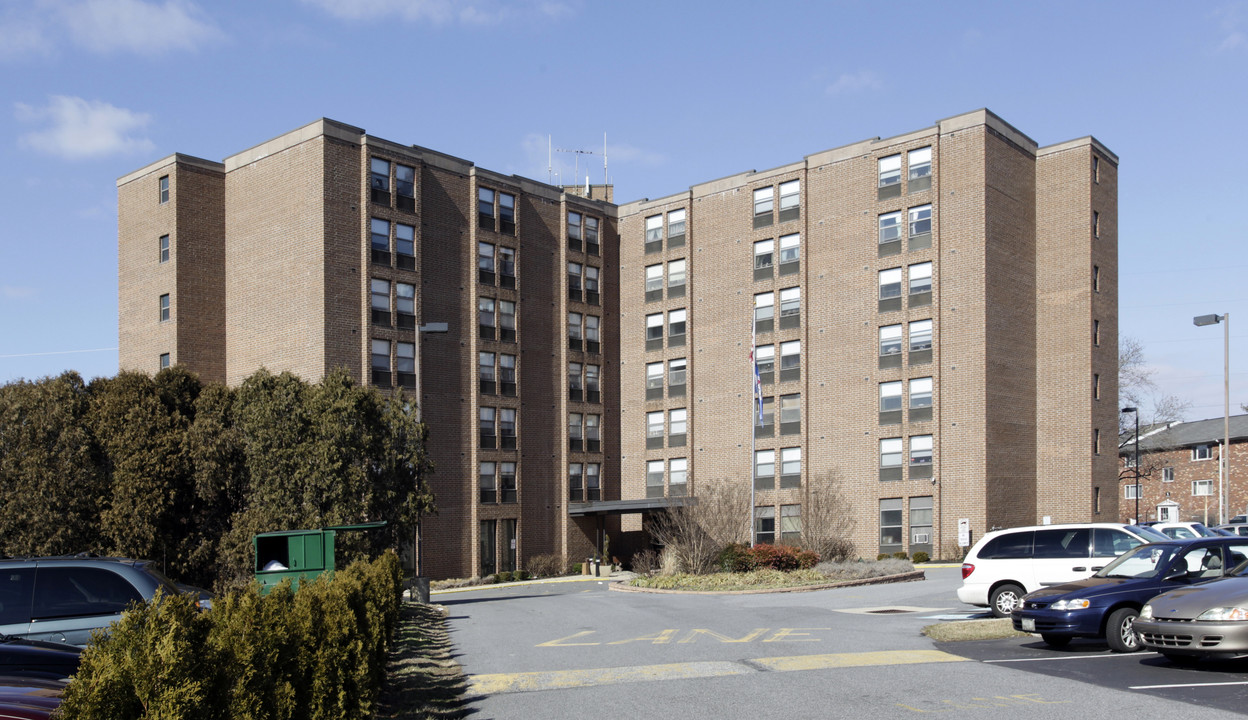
{"left": 429, "top": 573, "right": 634, "bottom": 596}
{"left": 608, "top": 569, "right": 926, "bottom": 595}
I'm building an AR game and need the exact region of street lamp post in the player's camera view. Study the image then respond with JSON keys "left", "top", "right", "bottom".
{"left": 1194, "top": 313, "right": 1230, "bottom": 524}
{"left": 1122, "top": 407, "right": 1140, "bottom": 523}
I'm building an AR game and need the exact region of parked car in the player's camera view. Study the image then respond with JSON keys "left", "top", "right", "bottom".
{"left": 958, "top": 523, "right": 1169, "bottom": 617}
{"left": 1229, "top": 514, "right": 1247, "bottom": 524}
{"left": 0, "top": 638, "right": 79, "bottom": 681}
{"left": 1012, "top": 537, "right": 1248, "bottom": 651}
{"left": 1217, "top": 524, "right": 1248, "bottom": 537}
{"left": 0, "top": 557, "right": 187, "bottom": 647}
{"left": 1148, "top": 522, "right": 1221, "bottom": 539}
{"left": 1136, "top": 557, "right": 1248, "bottom": 663}
{"left": 0, "top": 676, "right": 66, "bottom": 719}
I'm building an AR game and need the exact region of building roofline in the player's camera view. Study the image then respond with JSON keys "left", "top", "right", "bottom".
{"left": 116, "top": 152, "right": 223, "bottom": 187}
{"left": 224, "top": 118, "right": 365, "bottom": 173}
{"left": 1038, "top": 135, "right": 1119, "bottom": 165}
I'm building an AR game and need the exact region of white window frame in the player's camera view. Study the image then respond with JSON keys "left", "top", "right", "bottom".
{"left": 909, "top": 262, "right": 932, "bottom": 294}
{"left": 880, "top": 438, "right": 903, "bottom": 468}
{"left": 909, "top": 319, "right": 933, "bottom": 352}
{"left": 879, "top": 268, "right": 902, "bottom": 299}
{"left": 754, "top": 239, "right": 775, "bottom": 269}
{"left": 909, "top": 204, "right": 932, "bottom": 236}
{"left": 879, "top": 211, "right": 902, "bottom": 244}
{"left": 909, "top": 377, "right": 933, "bottom": 409}
{"left": 754, "top": 292, "right": 774, "bottom": 322}
{"left": 878, "top": 155, "right": 901, "bottom": 187}
{"left": 908, "top": 147, "right": 932, "bottom": 180}
{"left": 880, "top": 381, "right": 902, "bottom": 412}
{"left": 645, "top": 214, "right": 663, "bottom": 243}
{"left": 1193, "top": 479, "right": 1214, "bottom": 497}
{"left": 879, "top": 324, "right": 902, "bottom": 356}
{"left": 778, "top": 180, "right": 800, "bottom": 212}
{"left": 910, "top": 435, "right": 933, "bottom": 465}
{"left": 645, "top": 264, "right": 663, "bottom": 293}
{"left": 1193, "top": 445, "right": 1212, "bottom": 461}
{"left": 668, "top": 259, "right": 686, "bottom": 289}
{"left": 779, "top": 233, "right": 800, "bottom": 264}
{"left": 753, "top": 186, "right": 774, "bottom": 217}
{"left": 779, "top": 287, "right": 800, "bottom": 318}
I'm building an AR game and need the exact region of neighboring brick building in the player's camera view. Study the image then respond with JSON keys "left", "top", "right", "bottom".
{"left": 118, "top": 109, "right": 1117, "bottom": 574}
{"left": 1119, "top": 415, "right": 1248, "bottom": 525}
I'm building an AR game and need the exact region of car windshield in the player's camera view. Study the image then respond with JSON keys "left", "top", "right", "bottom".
{"left": 1191, "top": 523, "right": 1222, "bottom": 537}
{"left": 1095, "top": 543, "right": 1181, "bottom": 579}
{"left": 1126, "top": 525, "right": 1170, "bottom": 543}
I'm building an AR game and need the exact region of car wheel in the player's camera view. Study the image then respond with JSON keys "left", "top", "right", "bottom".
{"left": 989, "top": 583, "right": 1024, "bottom": 618}
{"left": 1106, "top": 607, "right": 1140, "bottom": 653}
{"left": 1041, "top": 633, "right": 1072, "bottom": 648}
{"left": 1162, "top": 652, "right": 1199, "bottom": 666}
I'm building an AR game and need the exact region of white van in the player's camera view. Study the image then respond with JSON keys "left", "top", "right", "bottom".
{"left": 957, "top": 523, "right": 1168, "bottom": 617}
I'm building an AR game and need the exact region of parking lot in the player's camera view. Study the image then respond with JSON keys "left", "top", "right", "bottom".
{"left": 436, "top": 567, "right": 1248, "bottom": 719}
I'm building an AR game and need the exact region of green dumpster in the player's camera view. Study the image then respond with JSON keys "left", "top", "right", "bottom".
{"left": 253, "top": 521, "right": 386, "bottom": 594}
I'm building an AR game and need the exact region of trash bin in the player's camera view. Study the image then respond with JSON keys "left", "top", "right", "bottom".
{"left": 253, "top": 521, "right": 387, "bottom": 595}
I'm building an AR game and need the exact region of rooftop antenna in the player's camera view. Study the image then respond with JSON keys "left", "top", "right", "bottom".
{"left": 547, "top": 135, "right": 552, "bottom": 184}
{"left": 555, "top": 142, "right": 607, "bottom": 190}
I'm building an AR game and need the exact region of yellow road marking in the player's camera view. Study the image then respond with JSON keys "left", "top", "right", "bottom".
{"left": 469, "top": 649, "right": 968, "bottom": 695}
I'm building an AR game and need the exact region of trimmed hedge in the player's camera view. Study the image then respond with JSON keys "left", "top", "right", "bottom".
{"left": 58, "top": 553, "right": 403, "bottom": 720}
{"left": 718, "top": 543, "right": 819, "bottom": 573}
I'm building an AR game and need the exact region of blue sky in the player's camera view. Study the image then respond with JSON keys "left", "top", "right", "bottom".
{"left": 1, "top": 0, "right": 1244, "bottom": 422}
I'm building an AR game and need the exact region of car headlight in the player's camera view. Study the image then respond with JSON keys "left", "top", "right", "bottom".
{"left": 1196, "top": 606, "right": 1248, "bottom": 621}
{"left": 1140, "top": 604, "right": 1154, "bottom": 620}
{"left": 1051, "top": 599, "right": 1090, "bottom": 611}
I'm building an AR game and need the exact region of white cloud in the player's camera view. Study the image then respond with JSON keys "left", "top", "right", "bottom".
{"left": 16, "top": 96, "right": 155, "bottom": 160}
{"left": 1212, "top": 3, "right": 1246, "bottom": 52}
{"left": 2, "top": 286, "right": 36, "bottom": 299}
{"left": 825, "top": 70, "right": 882, "bottom": 96}
{"left": 0, "top": 12, "right": 52, "bottom": 60}
{"left": 59, "top": 0, "right": 221, "bottom": 54}
{"left": 300, "top": 0, "right": 573, "bottom": 25}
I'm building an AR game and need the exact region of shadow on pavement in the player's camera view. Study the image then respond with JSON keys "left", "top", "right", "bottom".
{"left": 373, "top": 602, "right": 479, "bottom": 720}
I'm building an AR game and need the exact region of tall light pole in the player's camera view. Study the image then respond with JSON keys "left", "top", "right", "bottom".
{"left": 1194, "top": 313, "right": 1230, "bottom": 524}
{"left": 1122, "top": 407, "right": 1140, "bottom": 523}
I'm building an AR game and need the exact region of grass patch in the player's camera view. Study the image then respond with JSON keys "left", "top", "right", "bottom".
{"left": 922, "top": 618, "right": 1028, "bottom": 642}
{"left": 373, "top": 602, "right": 471, "bottom": 719}
{"left": 628, "top": 559, "right": 917, "bottom": 592}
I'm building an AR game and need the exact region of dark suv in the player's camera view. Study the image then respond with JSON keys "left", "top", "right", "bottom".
{"left": 0, "top": 557, "right": 184, "bottom": 646}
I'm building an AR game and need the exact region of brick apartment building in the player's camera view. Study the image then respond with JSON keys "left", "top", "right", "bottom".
{"left": 1119, "top": 415, "right": 1248, "bottom": 525}
{"left": 117, "top": 109, "right": 1117, "bottom": 576}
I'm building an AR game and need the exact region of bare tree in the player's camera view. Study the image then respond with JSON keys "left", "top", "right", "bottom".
{"left": 648, "top": 480, "right": 749, "bottom": 574}
{"left": 801, "top": 469, "right": 856, "bottom": 562}
{"left": 1119, "top": 335, "right": 1192, "bottom": 434}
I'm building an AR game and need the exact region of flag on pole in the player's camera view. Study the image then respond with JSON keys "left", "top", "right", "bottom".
{"left": 750, "top": 321, "right": 763, "bottom": 424}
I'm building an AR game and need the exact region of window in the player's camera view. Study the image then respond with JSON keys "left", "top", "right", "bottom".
{"left": 585, "top": 462, "right": 600, "bottom": 500}
{"left": 584, "top": 215, "right": 598, "bottom": 251}
{"left": 1124, "top": 483, "right": 1141, "bottom": 500}
{"left": 754, "top": 449, "right": 775, "bottom": 490}
{"left": 910, "top": 377, "right": 933, "bottom": 422}
{"left": 371, "top": 339, "right": 391, "bottom": 387}
{"left": 159, "top": 234, "right": 169, "bottom": 263}
{"left": 1162, "top": 467, "right": 1174, "bottom": 483}
{"left": 780, "top": 447, "right": 801, "bottom": 489}
{"left": 569, "top": 412, "right": 583, "bottom": 451}
{"left": 753, "top": 186, "right": 774, "bottom": 227}
{"left": 1093, "top": 265, "right": 1100, "bottom": 292}
{"left": 667, "top": 209, "right": 686, "bottom": 247}
{"left": 1093, "top": 211, "right": 1100, "bottom": 238}
{"left": 569, "top": 312, "right": 583, "bottom": 351}
{"left": 585, "top": 266, "right": 600, "bottom": 304}
{"left": 585, "top": 315, "right": 601, "bottom": 353}
{"left": 646, "top": 313, "right": 663, "bottom": 350}
{"left": 499, "top": 462, "right": 517, "bottom": 503}
{"left": 778, "top": 180, "right": 800, "bottom": 222}
{"left": 668, "top": 258, "right": 688, "bottom": 296}
{"left": 499, "top": 192, "right": 516, "bottom": 235}
{"left": 396, "top": 283, "right": 415, "bottom": 329}
{"left": 880, "top": 438, "right": 903, "bottom": 468}
{"left": 908, "top": 147, "right": 932, "bottom": 190}
{"left": 647, "top": 460, "right": 665, "bottom": 498}
{"left": 371, "top": 279, "right": 391, "bottom": 326}
{"left": 479, "top": 242, "right": 496, "bottom": 283}
{"left": 754, "top": 239, "right": 774, "bottom": 280}
{"left": 395, "top": 223, "right": 414, "bottom": 269}
{"left": 570, "top": 362, "right": 584, "bottom": 400}
{"left": 757, "top": 396, "right": 775, "bottom": 436}
{"left": 497, "top": 408, "right": 516, "bottom": 449}
{"left": 370, "top": 218, "right": 390, "bottom": 264}
{"left": 479, "top": 298, "right": 496, "bottom": 339}
{"left": 1094, "top": 427, "right": 1101, "bottom": 455}
{"left": 480, "top": 462, "right": 497, "bottom": 503}
{"left": 779, "top": 288, "right": 800, "bottom": 328}
{"left": 777, "top": 504, "right": 802, "bottom": 545}
{"left": 158, "top": 175, "right": 169, "bottom": 203}
{"left": 909, "top": 319, "right": 932, "bottom": 352}
{"left": 479, "top": 407, "right": 496, "bottom": 448}
{"left": 878, "top": 155, "right": 901, "bottom": 188}
{"left": 909, "top": 262, "right": 932, "bottom": 295}
{"left": 779, "top": 393, "right": 800, "bottom": 435}
{"left": 646, "top": 411, "right": 664, "bottom": 449}
{"left": 880, "top": 381, "right": 902, "bottom": 423}
{"left": 879, "top": 324, "right": 902, "bottom": 356}
{"left": 645, "top": 264, "right": 663, "bottom": 302}
{"left": 1094, "top": 373, "right": 1100, "bottom": 400}
{"left": 569, "top": 462, "right": 583, "bottom": 501}
{"left": 568, "top": 262, "right": 583, "bottom": 301}
{"left": 910, "top": 434, "right": 933, "bottom": 466}
{"left": 669, "top": 408, "right": 687, "bottom": 447}
{"left": 159, "top": 293, "right": 170, "bottom": 322}
{"left": 370, "top": 158, "right": 390, "bottom": 204}
{"left": 480, "top": 520, "right": 496, "bottom": 576}
{"left": 396, "top": 342, "right": 414, "bottom": 387}
{"left": 478, "top": 187, "right": 495, "bottom": 229}
{"left": 755, "top": 506, "right": 776, "bottom": 545}
{"left": 670, "top": 458, "right": 687, "bottom": 496}
{"left": 880, "top": 499, "right": 903, "bottom": 550}
{"left": 879, "top": 268, "right": 902, "bottom": 299}
{"left": 1093, "top": 319, "right": 1101, "bottom": 346}
{"left": 748, "top": 290, "right": 768, "bottom": 331}
{"left": 585, "top": 414, "right": 600, "bottom": 451}
{"left": 499, "top": 354, "right": 516, "bottom": 396}
{"left": 909, "top": 204, "right": 932, "bottom": 237}
{"left": 479, "top": 352, "right": 495, "bottom": 394}
{"left": 646, "top": 362, "right": 663, "bottom": 400}
{"left": 910, "top": 496, "right": 933, "bottom": 547}
{"left": 645, "top": 215, "right": 663, "bottom": 253}
{"left": 585, "top": 364, "right": 600, "bottom": 403}
{"left": 779, "top": 340, "right": 800, "bottom": 382}
{"left": 498, "top": 246, "right": 515, "bottom": 288}
{"left": 1093, "top": 155, "right": 1100, "bottom": 183}
{"left": 668, "top": 358, "right": 686, "bottom": 397}
{"left": 667, "top": 309, "right": 686, "bottom": 346}
{"left": 778, "top": 233, "right": 800, "bottom": 274}
{"left": 1193, "top": 444, "right": 1212, "bottom": 461}
{"left": 159, "top": 353, "right": 170, "bottom": 370}
{"left": 879, "top": 211, "right": 902, "bottom": 244}
{"left": 395, "top": 163, "right": 415, "bottom": 212}
{"left": 755, "top": 344, "right": 774, "bottom": 385}
{"left": 567, "top": 211, "right": 583, "bottom": 250}
{"left": 1193, "top": 479, "right": 1214, "bottom": 497}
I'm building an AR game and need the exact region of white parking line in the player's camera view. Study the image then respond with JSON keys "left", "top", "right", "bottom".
{"left": 1130, "top": 680, "right": 1248, "bottom": 690}
{"left": 985, "top": 652, "right": 1158, "bottom": 663}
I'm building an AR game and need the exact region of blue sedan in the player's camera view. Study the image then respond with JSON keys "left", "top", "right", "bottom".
{"left": 1011, "top": 538, "right": 1248, "bottom": 652}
